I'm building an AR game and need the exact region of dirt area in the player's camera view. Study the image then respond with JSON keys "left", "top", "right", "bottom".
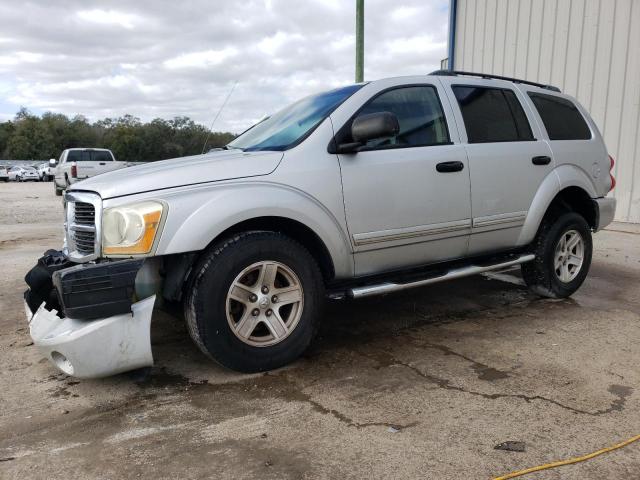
{"left": 1, "top": 181, "right": 639, "bottom": 479}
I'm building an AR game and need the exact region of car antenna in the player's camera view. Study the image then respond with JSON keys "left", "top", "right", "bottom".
{"left": 201, "top": 81, "right": 237, "bottom": 154}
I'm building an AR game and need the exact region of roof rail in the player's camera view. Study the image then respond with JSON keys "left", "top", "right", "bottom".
{"left": 430, "top": 70, "right": 561, "bottom": 92}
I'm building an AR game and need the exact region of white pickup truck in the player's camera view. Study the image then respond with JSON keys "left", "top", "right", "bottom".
{"left": 52, "top": 148, "right": 127, "bottom": 196}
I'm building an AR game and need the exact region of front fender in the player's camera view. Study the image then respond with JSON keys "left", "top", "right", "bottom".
{"left": 154, "top": 181, "right": 354, "bottom": 278}
{"left": 517, "top": 165, "right": 598, "bottom": 246}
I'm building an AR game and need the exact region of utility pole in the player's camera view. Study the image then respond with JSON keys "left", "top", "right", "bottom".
{"left": 355, "top": 0, "right": 364, "bottom": 82}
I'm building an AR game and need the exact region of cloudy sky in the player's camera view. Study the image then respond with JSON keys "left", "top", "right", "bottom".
{"left": 0, "top": 0, "right": 449, "bottom": 132}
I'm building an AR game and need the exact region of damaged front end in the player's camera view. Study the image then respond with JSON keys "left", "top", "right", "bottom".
{"left": 24, "top": 250, "right": 157, "bottom": 378}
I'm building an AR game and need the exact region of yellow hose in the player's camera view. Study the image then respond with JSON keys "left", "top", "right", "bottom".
{"left": 492, "top": 434, "right": 640, "bottom": 480}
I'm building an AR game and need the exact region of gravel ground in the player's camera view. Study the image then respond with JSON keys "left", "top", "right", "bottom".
{"left": 1, "top": 181, "right": 639, "bottom": 479}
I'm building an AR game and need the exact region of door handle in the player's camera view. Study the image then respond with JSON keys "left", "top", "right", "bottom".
{"left": 532, "top": 156, "right": 551, "bottom": 165}
{"left": 99, "top": 162, "right": 106, "bottom": 165}
{"left": 436, "top": 161, "right": 464, "bottom": 173}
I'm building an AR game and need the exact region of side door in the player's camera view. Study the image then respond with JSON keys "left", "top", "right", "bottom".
{"left": 335, "top": 82, "right": 472, "bottom": 276}
{"left": 440, "top": 77, "right": 554, "bottom": 255}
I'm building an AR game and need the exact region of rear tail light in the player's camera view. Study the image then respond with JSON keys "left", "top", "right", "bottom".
{"left": 608, "top": 155, "right": 616, "bottom": 192}
{"left": 71, "top": 163, "right": 77, "bottom": 179}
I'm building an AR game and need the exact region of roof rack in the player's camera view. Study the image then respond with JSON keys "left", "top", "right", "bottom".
{"left": 430, "top": 70, "right": 561, "bottom": 92}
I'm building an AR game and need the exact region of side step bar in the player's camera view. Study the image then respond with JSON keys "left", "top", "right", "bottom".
{"left": 348, "top": 254, "right": 535, "bottom": 299}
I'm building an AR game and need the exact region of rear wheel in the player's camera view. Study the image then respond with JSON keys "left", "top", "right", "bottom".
{"left": 522, "top": 212, "right": 592, "bottom": 298}
{"left": 184, "top": 231, "right": 324, "bottom": 372}
{"left": 54, "top": 181, "right": 63, "bottom": 196}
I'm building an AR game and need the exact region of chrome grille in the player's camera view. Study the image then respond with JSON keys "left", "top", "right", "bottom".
{"left": 64, "top": 192, "right": 102, "bottom": 262}
{"left": 73, "top": 229, "right": 95, "bottom": 254}
{"left": 73, "top": 202, "right": 95, "bottom": 225}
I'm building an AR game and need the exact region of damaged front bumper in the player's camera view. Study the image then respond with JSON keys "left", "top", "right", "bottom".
{"left": 26, "top": 296, "right": 155, "bottom": 378}
{"left": 24, "top": 252, "right": 157, "bottom": 378}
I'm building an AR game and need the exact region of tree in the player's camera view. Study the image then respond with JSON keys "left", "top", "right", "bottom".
{"left": 0, "top": 109, "right": 237, "bottom": 162}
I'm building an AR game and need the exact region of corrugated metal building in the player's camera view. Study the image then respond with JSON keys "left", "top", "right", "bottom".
{"left": 447, "top": 0, "right": 640, "bottom": 223}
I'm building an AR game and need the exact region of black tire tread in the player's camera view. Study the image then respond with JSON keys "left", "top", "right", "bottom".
{"left": 184, "top": 230, "right": 324, "bottom": 372}
{"left": 522, "top": 211, "right": 592, "bottom": 298}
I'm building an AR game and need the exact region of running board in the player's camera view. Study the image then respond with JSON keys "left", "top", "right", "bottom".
{"left": 348, "top": 254, "right": 535, "bottom": 299}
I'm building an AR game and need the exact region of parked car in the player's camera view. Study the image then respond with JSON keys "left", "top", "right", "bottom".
{"left": 25, "top": 71, "right": 616, "bottom": 379}
{"left": 0, "top": 166, "right": 8, "bottom": 182}
{"left": 9, "top": 166, "right": 39, "bottom": 182}
{"left": 52, "top": 148, "right": 126, "bottom": 195}
{"left": 36, "top": 162, "right": 53, "bottom": 181}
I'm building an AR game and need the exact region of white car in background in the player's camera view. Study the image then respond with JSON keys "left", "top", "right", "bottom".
{"left": 8, "top": 166, "right": 40, "bottom": 182}
{"left": 37, "top": 162, "right": 52, "bottom": 181}
{"left": 0, "top": 166, "right": 8, "bottom": 182}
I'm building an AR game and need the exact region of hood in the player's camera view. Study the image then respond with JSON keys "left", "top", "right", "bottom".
{"left": 70, "top": 149, "right": 283, "bottom": 199}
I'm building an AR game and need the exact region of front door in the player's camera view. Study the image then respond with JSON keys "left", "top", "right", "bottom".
{"left": 335, "top": 84, "right": 472, "bottom": 276}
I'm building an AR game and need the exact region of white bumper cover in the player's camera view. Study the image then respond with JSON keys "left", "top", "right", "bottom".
{"left": 27, "top": 295, "right": 155, "bottom": 378}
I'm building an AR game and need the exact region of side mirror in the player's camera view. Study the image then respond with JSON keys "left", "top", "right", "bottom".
{"left": 352, "top": 111, "right": 399, "bottom": 143}
{"left": 49, "top": 158, "right": 56, "bottom": 167}
{"left": 336, "top": 111, "right": 400, "bottom": 153}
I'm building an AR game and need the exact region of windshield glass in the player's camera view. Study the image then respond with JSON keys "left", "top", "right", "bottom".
{"left": 228, "top": 84, "right": 363, "bottom": 152}
{"left": 24, "top": 167, "right": 36, "bottom": 172}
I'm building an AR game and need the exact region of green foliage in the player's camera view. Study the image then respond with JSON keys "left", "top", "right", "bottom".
{"left": 0, "top": 108, "right": 236, "bottom": 162}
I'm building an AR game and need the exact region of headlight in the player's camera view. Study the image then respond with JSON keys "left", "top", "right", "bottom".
{"left": 102, "top": 201, "right": 164, "bottom": 255}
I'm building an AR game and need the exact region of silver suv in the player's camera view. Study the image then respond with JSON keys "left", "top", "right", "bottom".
{"left": 25, "top": 71, "right": 616, "bottom": 378}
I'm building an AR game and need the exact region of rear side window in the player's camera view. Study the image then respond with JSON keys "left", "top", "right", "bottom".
{"left": 67, "top": 150, "right": 91, "bottom": 162}
{"left": 528, "top": 93, "right": 591, "bottom": 140}
{"left": 355, "top": 85, "right": 450, "bottom": 149}
{"left": 452, "top": 86, "right": 534, "bottom": 143}
{"left": 92, "top": 150, "right": 112, "bottom": 162}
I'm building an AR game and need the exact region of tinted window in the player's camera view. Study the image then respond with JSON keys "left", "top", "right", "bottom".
{"left": 453, "top": 86, "right": 534, "bottom": 143}
{"left": 92, "top": 150, "right": 112, "bottom": 162}
{"left": 228, "top": 84, "right": 363, "bottom": 151}
{"left": 528, "top": 93, "right": 591, "bottom": 140}
{"left": 352, "top": 86, "right": 450, "bottom": 149}
{"left": 67, "top": 150, "right": 91, "bottom": 162}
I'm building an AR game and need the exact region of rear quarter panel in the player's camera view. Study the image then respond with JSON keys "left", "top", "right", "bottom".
{"left": 517, "top": 85, "right": 610, "bottom": 197}
{"left": 515, "top": 86, "right": 609, "bottom": 245}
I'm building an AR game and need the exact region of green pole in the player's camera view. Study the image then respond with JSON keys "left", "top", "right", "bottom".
{"left": 356, "top": 0, "right": 364, "bottom": 82}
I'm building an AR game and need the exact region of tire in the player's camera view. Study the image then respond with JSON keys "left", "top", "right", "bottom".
{"left": 522, "top": 212, "right": 592, "bottom": 298}
{"left": 54, "top": 181, "right": 63, "bottom": 196}
{"left": 184, "top": 231, "right": 324, "bottom": 373}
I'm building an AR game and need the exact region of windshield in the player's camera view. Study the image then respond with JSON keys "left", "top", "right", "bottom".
{"left": 24, "top": 167, "right": 36, "bottom": 172}
{"left": 228, "top": 84, "right": 363, "bottom": 152}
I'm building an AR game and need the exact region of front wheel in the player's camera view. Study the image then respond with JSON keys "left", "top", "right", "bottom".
{"left": 522, "top": 212, "right": 592, "bottom": 298}
{"left": 185, "top": 231, "right": 324, "bottom": 373}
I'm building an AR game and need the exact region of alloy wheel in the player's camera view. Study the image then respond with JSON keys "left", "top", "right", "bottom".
{"left": 226, "top": 261, "right": 304, "bottom": 347}
{"left": 554, "top": 229, "right": 584, "bottom": 283}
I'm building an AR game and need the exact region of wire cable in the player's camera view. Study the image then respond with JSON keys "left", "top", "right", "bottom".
{"left": 201, "top": 81, "right": 237, "bottom": 154}
{"left": 492, "top": 433, "right": 640, "bottom": 479}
